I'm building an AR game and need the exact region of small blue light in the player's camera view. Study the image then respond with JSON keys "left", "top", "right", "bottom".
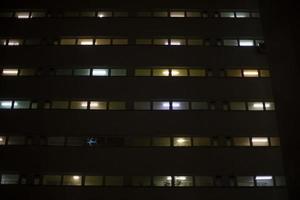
{"left": 87, "top": 137, "right": 97, "bottom": 146}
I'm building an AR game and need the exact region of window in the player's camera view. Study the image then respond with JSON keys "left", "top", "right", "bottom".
{"left": 223, "top": 39, "right": 238, "bottom": 46}
{"left": 229, "top": 102, "right": 246, "bottom": 110}
{"left": 31, "top": 12, "right": 46, "bottom": 18}
{"left": 153, "top": 101, "right": 170, "bottom": 110}
{"left": 60, "top": 39, "right": 76, "bottom": 45}
{"left": 270, "top": 137, "right": 280, "bottom": 146}
{"left": 19, "top": 69, "right": 35, "bottom": 76}
{"left": 226, "top": 69, "right": 242, "bottom": 77}
{"left": 84, "top": 176, "right": 103, "bottom": 186}
{"left": 174, "top": 176, "right": 193, "bottom": 187}
{"left": 171, "top": 69, "right": 188, "bottom": 76}
{"left": 108, "top": 102, "right": 126, "bottom": 110}
{"left": 153, "top": 11, "right": 168, "bottom": 17}
{"left": 265, "top": 102, "right": 275, "bottom": 110}
{"left": 52, "top": 101, "right": 69, "bottom": 109}
{"left": 131, "top": 176, "right": 151, "bottom": 186}
{"left": 7, "top": 136, "right": 25, "bottom": 145}
{"left": 243, "top": 69, "right": 259, "bottom": 77}
{"left": 153, "top": 39, "right": 168, "bottom": 45}
{"left": 63, "top": 175, "right": 82, "bottom": 186}
{"left": 233, "top": 137, "right": 250, "bottom": 146}
{"left": 74, "top": 69, "right": 90, "bottom": 76}
{"left": 0, "top": 136, "right": 6, "bottom": 145}
{"left": 260, "top": 69, "right": 271, "bottom": 77}
{"left": 252, "top": 137, "right": 269, "bottom": 146}
{"left": 55, "top": 69, "right": 72, "bottom": 76}
{"left": 105, "top": 176, "right": 123, "bottom": 186}
{"left": 43, "top": 175, "right": 61, "bottom": 185}
{"left": 136, "top": 39, "right": 152, "bottom": 45}
{"left": 13, "top": 101, "right": 31, "bottom": 109}
{"left": 275, "top": 176, "right": 286, "bottom": 186}
{"left": 187, "top": 39, "right": 203, "bottom": 46}
{"left": 153, "top": 176, "right": 172, "bottom": 186}
{"left": 134, "top": 101, "right": 151, "bottom": 110}
{"left": 255, "top": 176, "right": 274, "bottom": 187}
{"left": 112, "top": 39, "right": 128, "bottom": 45}
{"left": 170, "top": 11, "right": 185, "bottom": 17}
{"left": 137, "top": 12, "right": 152, "bottom": 17}
{"left": 89, "top": 101, "right": 107, "bottom": 110}
{"left": 170, "top": 39, "right": 186, "bottom": 46}
{"left": 126, "top": 137, "right": 151, "bottom": 146}
{"left": 78, "top": 39, "right": 94, "bottom": 45}
{"left": 80, "top": 11, "right": 96, "bottom": 17}
{"left": 195, "top": 176, "right": 214, "bottom": 186}
{"left": 111, "top": 69, "right": 127, "bottom": 76}
{"left": 220, "top": 12, "right": 235, "bottom": 18}
{"left": 251, "top": 12, "right": 260, "bottom": 18}
{"left": 92, "top": 69, "right": 108, "bottom": 76}
{"left": 189, "top": 69, "right": 205, "bottom": 77}
{"left": 248, "top": 102, "right": 264, "bottom": 111}
{"left": 186, "top": 11, "right": 201, "bottom": 17}
{"left": 64, "top": 11, "right": 80, "bottom": 17}
{"left": 239, "top": 40, "right": 254, "bottom": 46}
{"left": 2, "top": 69, "right": 18, "bottom": 76}
{"left": 95, "top": 39, "right": 111, "bottom": 45}
{"left": 97, "top": 11, "right": 112, "bottom": 18}
{"left": 193, "top": 137, "right": 211, "bottom": 146}
{"left": 15, "top": 12, "right": 30, "bottom": 19}
{"left": 1, "top": 174, "right": 19, "bottom": 184}
{"left": 152, "top": 137, "right": 171, "bottom": 147}
{"left": 114, "top": 12, "right": 128, "bottom": 17}
{"left": 172, "top": 102, "right": 189, "bottom": 110}
{"left": 236, "top": 12, "right": 250, "bottom": 18}
{"left": 70, "top": 101, "right": 88, "bottom": 109}
{"left": 237, "top": 176, "right": 254, "bottom": 187}
{"left": 0, "top": 101, "right": 12, "bottom": 109}
{"left": 47, "top": 137, "right": 65, "bottom": 146}
{"left": 153, "top": 69, "right": 169, "bottom": 76}
{"left": 135, "top": 69, "right": 151, "bottom": 76}
{"left": 173, "top": 137, "right": 191, "bottom": 147}
{"left": 66, "top": 137, "right": 85, "bottom": 146}
{"left": 191, "top": 102, "right": 208, "bottom": 110}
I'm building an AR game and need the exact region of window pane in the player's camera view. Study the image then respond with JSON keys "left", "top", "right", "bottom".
{"left": 7, "top": 136, "right": 25, "bottom": 145}
{"left": 0, "top": 136, "right": 6, "bottom": 145}
{"left": 131, "top": 176, "right": 151, "bottom": 186}
{"left": 170, "top": 39, "right": 186, "bottom": 46}
{"left": 172, "top": 102, "right": 189, "bottom": 110}
{"left": 191, "top": 102, "right": 208, "bottom": 110}
{"left": 92, "top": 69, "right": 108, "bottom": 76}
{"left": 80, "top": 11, "right": 96, "bottom": 17}
{"left": 251, "top": 12, "right": 260, "bottom": 18}
{"left": 137, "top": 12, "right": 152, "bottom": 17}
{"left": 78, "top": 39, "right": 94, "bottom": 45}
{"left": 60, "top": 39, "right": 76, "bottom": 45}
{"left": 270, "top": 137, "right": 280, "bottom": 146}
{"left": 109, "top": 102, "right": 126, "bottom": 110}
{"left": 233, "top": 137, "right": 250, "bottom": 146}
{"left": 112, "top": 39, "right": 128, "bottom": 45}
{"left": 220, "top": 12, "right": 235, "bottom": 18}
{"left": 195, "top": 176, "right": 214, "bottom": 186}
{"left": 66, "top": 137, "right": 85, "bottom": 146}
{"left": 171, "top": 69, "right": 188, "bottom": 76}
{"left": 64, "top": 11, "right": 79, "bottom": 17}
{"left": 52, "top": 101, "right": 69, "bottom": 109}
{"left": 236, "top": 12, "right": 250, "bottom": 18}
{"left": 48, "top": 137, "right": 65, "bottom": 146}
{"left": 2, "top": 69, "right": 18, "bottom": 76}
{"left": 63, "top": 175, "right": 82, "bottom": 186}
{"left": 135, "top": 69, "right": 151, "bottom": 76}
{"left": 170, "top": 11, "right": 185, "bottom": 17}
{"left": 193, "top": 137, "right": 211, "bottom": 146}
{"left": 153, "top": 176, "right": 172, "bottom": 186}
{"left": 15, "top": 12, "right": 30, "bottom": 19}
{"left": 95, "top": 39, "right": 111, "bottom": 45}
{"left": 189, "top": 69, "right": 205, "bottom": 77}
{"left": 186, "top": 11, "right": 201, "bottom": 17}
{"left": 19, "top": 69, "right": 35, "bottom": 76}
{"left": 105, "top": 176, "right": 123, "bottom": 186}
{"left": 55, "top": 69, "right": 72, "bottom": 76}
{"left": 134, "top": 101, "right": 151, "bottom": 110}
{"left": 229, "top": 102, "right": 246, "bottom": 110}
{"left": 90, "top": 101, "right": 107, "bottom": 110}
{"left": 239, "top": 40, "right": 254, "bottom": 46}
{"left": 74, "top": 69, "right": 90, "bottom": 76}
{"left": 70, "top": 101, "right": 88, "bottom": 109}
{"left": 1, "top": 174, "right": 19, "bottom": 184}
{"left": 153, "top": 69, "right": 169, "bottom": 76}
{"left": 223, "top": 39, "right": 238, "bottom": 46}
{"left": 226, "top": 69, "right": 242, "bottom": 77}
{"left": 153, "top": 12, "right": 168, "bottom": 17}
{"left": 31, "top": 12, "right": 46, "bottom": 18}
{"left": 173, "top": 137, "right": 191, "bottom": 147}
{"left": 237, "top": 176, "right": 254, "bottom": 187}
{"left": 136, "top": 39, "right": 152, "bottom": 45}
{"left": 0, "top": 12, "right": 13, "bottom": 17}
{"left": 0, "top": 39, "right": 7, "bottom": 45}
{"left": 255, "top": 176, "right": 274, "bottom": 187}
{"left": 13, "top": 101, "right": 30, "bottom": 109}
{"left": 265, "top": 102, "right": 275, "bottom": 110}
{"left": 0, "top": 101, "right": 13, "bottom": 109}
{"left": 153, "top": 39, "right": 168, "bottom": 45}
{"left": 243, "top": 69, "right": 259, "bottom": 77}
{"left": 260, "top": 70, "right": 271, "bottom": 77}
{"left": 43, "top": 175, "right": 61, "bottom": 185}
{"left": 248, "top": 102, "right": 264, "bottom": 111}
{"left": 187, "top": 39, "right": 203, "bottom": 46}
{"left": 174, "top": 176, "right": 193, "bottom": 187}
{"left": 153, "top": 101, "right": 170, "bottom": 110}
{"left": 111, "top": 69, "right": 127, "bottom": 76}
{"left": 97, "top": 11, "right": 112, "bottom": 18}
{"left": 275, "top": 176, "right": 286, "bottom": 186}
{"left": 126, "top": 137, "right": 151, "bottom": 147}
{"left": 152, "top": 137, "right": 171, "bottom": 147}
{"left": 24, "top": 39, "right": 41, "bottom": 45}
{"left": 85, "top": 176, "right": 103, "bottom": 186}
{"left": 252, "top": 137, "right": 269, "bottom": 146}
{"left": 114, "top": 12, "right": 128, "bottom": 17}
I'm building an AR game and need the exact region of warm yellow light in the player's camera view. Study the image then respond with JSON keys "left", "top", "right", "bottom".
{"left": 252, "top": 103, "right": 264, "bottom": 108}
{"left": 80, "top": 102, "right": 88, "bottom": 107}
{"left": 8, "top": 41, "right": 20, "bottom": 46}
{"left": 252, "top": 138, "right": 268, "bottom": 143}
{"left": 73, "top": 176, "right": 80, "bottom": 180}
{"left": 162, "top": 70, "right": 169, "bottom": 76}
{"left": 2, "top": 69, "right": 18, "bottom": 76}
{"left": 170, "top": 41, "right": 181, "bottom": 45}
{"left": 243, "top": 70, "right": 259, "bottom": 77}
{"left": 79, "top": 40, "right": 93, "bottom": 45}
{"left": 90, "top": 102, "right": 99, "bottom": 107}
{"left": 176, "top": 138, "right": 186, "bottom": 143}
{"left": 0, "top": 137, "right": 3, "bottom": 142}
{"left": 171, "top": 70, "right": 179, "bottom": 76}
{"left": 175, "top": 176, "right": 187, "bottom": 180}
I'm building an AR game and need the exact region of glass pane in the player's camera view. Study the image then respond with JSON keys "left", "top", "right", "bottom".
{"left": 152, "top": 137, "right": 171, "bottom": 147}
{"left": 265, "top": 102, "right": 275, "bottom": 110}
{"left": 0, "top": 136, "right": 6, "bottom": 145}
{"left": 70, "top": 101, "right": 88, "bottom": 109}
{"left": 131, "top": 176, "right": 151, "bottom": 186}
{"left": 189, "top": 69, "right": 205, "bottom": 77}
{"left": 135, "top": 69, "right": 151, "bottom": 76}
{"left": 24, "top": 39, "right": 41, "bottom": 45}
{"left": 153, "top": 101, "right": 170, "bottom": 110}
{"left": 7, "top": 136, "right": 25, "bottom": 145}
{"left": 52, "top": 101, "right": 69, "bottom": 109}
{"left": 170, "top": 11, "right": 185, "bottom": 17}
{"left": 134, "top": 102, "right": 151, "bottom": 110}
{"left": 136, "top": 39, "right": 152, "bottom": 45}
{"left": 174, "top": 176, "right": 193, "bottom": 187}
{"left": 105, "top": 176, "right": 123, "bottom": 186}
{"left": 66, "top": 137, "right": 85, "bottom": 146}
{"left": 239, "top": 40, "right": 254, "bottom": 46}
{"left": 112, "top": 39, "right": 128, "bottom": 45}
{"left": 74, "top": 69, "right": 90, "bottom": 76}
{"left": 56, "top": 69, "right": 72, "bottom": 76}
{"left": 153, "top": 176, "right": 172, "bottom": 186}
{"left": 0, "top": 39, "right": 7, "bottom": 45}
{"left": 92, "top": 69, "right": 108, "bottom": 76}
{"left": 252, "top": 137, "right": 269, "bottom": 146}
{"left": 220, "top": 12, "right": 235, "bottom": 18}
{"left": 260, "top": 70, "right": 271, "bottom": 77}
{"left": 171, "top": 69, "right": 188, "bottom": 76}
{"left": 248, "top": 102, "right": 264, "bottom": 111}
{"left": 256, "top": 176, "right": 274, "bottom": 187}
{"left": 126, "top": 137, "right": 151, "bottom": 146}
{"left": 13, "top": 101, "right": 30, "bottom": 109}
{"left": 173, "top": 137, "right": 191, "bottom": 147}
{"left": 137, "top": 12, "right": 152, "bottom": 17}
{"left": 251, "top": 12, "right": 260, "bottom": 18}
{"left": 233, "top": 137, "right": 250, "bottom": 146}
{"left": 89, "top": 101, "right": 107, "bottom": 110}
{"left": 95, "top": 39, "right": 111, "bottom": 45}
{"left": 153, "top": 69, "right": 169, "bottom": 76}
{"left": 19, "top": 69, "right": 35, "bottom": 76}
{"left": 186, "top": 11, "right": 201, "bottom": 17}
{"left": 223, "top": 39, "right": 238, "bottom": 46}
{"left": 111, "top": 69, "right": 127, "bottom": 76}
{"left": 63, "top": 175, "right": 82, "bottom": 186}
{"left": 0, "top": 101, "right": 13, "bottom": 109}
{"left": 236, "top": 12, "right": 250, "bottom": 18}
{"left": 15, "top": 12, "right": 30, "bottom": 19}
{"left": 270, "top": 137, "right": 280, "bottom": 146}
{"left": 195, "top": 176, "right": 214, "bottom": 186}
{"left": 97, "top": 11, "right": 112, "bottom": 18}
{"left": 1, "top": 174, "right": 19, "bottom": 184}
{"left": 237, "top": 176, "right": 254, "bottom": 187}
{"left": 229, "top": 102, "right": 246, "bottom": 110}
{"left": 226, "top": 69, "right": 242, "bottom": 77}
{"left": 170, "top": 39, "right": 186, "bottom": 46}
{"left": 60, "top": 39, "right": 76, "bottom": 45}
{"left": 85, "top": 176, "right": 103, "bottom": 186}
{"left": 48, "top": 137, "right": 65, "bottom": 146}
{"left": 31, "top": 12, "right": 46, "bottom": 18}
{"left": 275, "top": 176, "right": 286, "bottom": 186}
{"left": 191, "top": 102, "right": 208, "bottom": 110}
{"left": 193, "top": 137, "right": 211, "bottom": 146}
{"left": 153, "top": 11, "right": 168, "bottom": 17}
{"left": 114, "top": 12, "right": 128, "bottom": 17}
{"left": 243, "top": 69, "right": 259, "bottom": 77}
{"left": 109, "top": 102, "right": 126, "bottom": 110}
{"left": 187, "top": 39, "right": 203, "bottom": 46}
{"left": 153, "top": 39, "right": 168, "bottom": 45}
{"left": 43, "top": 175, "right": 61, "bottom": 185}
{"left": 78, "top": 39, "right": 94, "bottom": 45}
{"left": 80, "top": 11, "right": 96, "bottom": 17}
{"left": 2, "top": 69, "right": 18, "bottom": 76}
{"left": 172, "top": 102, "right": 189, "bottom": 110}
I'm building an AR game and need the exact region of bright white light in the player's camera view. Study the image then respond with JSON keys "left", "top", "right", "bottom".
{"left": 80, "top": 102, "right": 88, "bottom": 107}
{"left": 243, "top": 70, "right": 259, "bottom": 77}
{"left": 170, "top": 13, "right": 185, "bottom": 18}
{"left": 8, "top": 41, "right": 20, "bottom": 46}
{"left": 2, "top": 69, "right": 18, "bottom": 76}
{"left": 73, "top": 176, "right": 80, "bottom": 180}
{"left": 92, "top": 69, "right": 108, "bottom": 76}
{"left": 0, "top": 137, "right": 3, "bottom": 142}
{"left": 90, "top": 102, "right": 99, "bottom": 107}
{"left": 265, "top": 103, "right": 271, "bottom": 108}
{"left": 171, "top": 70, "right": 179, "bottom": 76}
{"left": 167, "top": 176, "right": 172, "bottom": 180}
{"left": 162, "top": 102, "right": 170, "bottom": 107}
{"left": 255, "top": 176, "right": 273, "bottom": 180}
{"left": 164, "top": 42, "right": 169, "bottom": 45}
{"left": 175, "top": 176, "right": 187, "bottom": 180}
{"left": 98, "top": 14, "right": 104, "bottom": 18}
{"left": 253, "top": 103, "right": 264, "bottom": 108}
{"left": 17, "top": 15, "right": 29, "bottom": 19}
{"left": 252, "top": 138, "right": 268, "bottom": 143}
{"left": 176, "top": 138, "right": 186, "bottom": 143}
{"left": 162, "top": 70, "right": 169, "bottom": 76}
{"left": 79, "top": 41, "right": 93, "bottom": 45}
{"left": 1, "top": 101, "right": 12, "bottom": 107}
{"left": 239, "top": 40, "right": 254, "bottom": 46}
{"left": 172, "top": 102, "right": 181, "bottom": 108}
{"left": 170, "top": 42, "right": 181, "bottom": 46}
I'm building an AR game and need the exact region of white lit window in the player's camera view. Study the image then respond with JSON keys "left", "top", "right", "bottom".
{"left": 153, "top": 69, "right": 169, "bottom": 76}
{"left": 15, "top": 12, "right": 30, "bottom": 19}
{"left": 172, "top": 102, "right": 189, "bottom": 110}
{"left": 174, "top": 176, "right": 193, "bottom": 187}
{"left": 8, "top": 39, "right": 22, "bottom": 46}
{"left": 0, "top": 136, "right": 6, "bottom": 145}
{"left": 170, "top": 11, "right": 185, "bottom": 17}
{"left": 153, "top": 101, "right": 170, "bottom": 110}
{"left": 243, "top": 70, "right": 259, "bottom": 77}
{"left": 239, "top": 40, "right": 254, "bottom": 46}
{"left": 235, "top": 12, "right": 250, "bottom": 18}
{"left": 170, "top": 39, "right": 185, "bottom": 46}
{"left": 171, "top": 69, "right": 188, "bottom": 77}
{"left": 153, "top": 176, "right": 172, "bottom": 186}
{"left": 265, "top": 102, "right": 275, "bottom": 110}
{"left": 89, "top": 101, "right": 107, "bottom": 110}
{"left": 78, "top": 39, "right": 93, "bottom": 45}
{"left": 255, "top": 176, "right": 274, "bottom": 187}
{"left": 248, "top": 102, "right": 264, "bottom": 111}
{"left": 70, "top": 101, "right": 88, "bottom": 109}
{"left": 220, "top": 12, "right": 235, "bottom": 18}
{"left": 173, "top": 137, "right": 191, "bottom": 147}
{"left": 97, "top": 11, "right": 112, "bottom": 18}
{"left": 252, "top": 137, "right": 269, "bottom": 146}
{"left": 2, "top": 69, "right": 18, "bottom": 76}
{"left": 92, "top": 69, "right": 108, "bottom": 76}
{"left": 0, "top": 101, "right": 13, "bottom": 109}
{"left": 63, "top": 175, "right": 82, "bottom": 186}
{"left": 1, "top": 174, "right": 19, "bottom": 184}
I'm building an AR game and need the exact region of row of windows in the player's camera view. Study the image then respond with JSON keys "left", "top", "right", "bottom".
{"left": 0, "top": 10, "right": 260, "bottom": 19}
{"left": 0, "top": 100, "right": 275, "bottom": 111}
{"left": 0, "top": 38, "right": 264, "bottom": 47}
{"left": 0, "top": 136, "right": 280, "bottom": 147}
{"left": 0, "top": 68, "right": 271, "bottom": 78}
{"left": 0, "top": 174, "right": 285, "bottom": 187}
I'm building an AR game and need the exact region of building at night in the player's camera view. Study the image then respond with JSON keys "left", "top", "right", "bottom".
{"left": 0, "top": 0, "right": 294, "bottom": 199}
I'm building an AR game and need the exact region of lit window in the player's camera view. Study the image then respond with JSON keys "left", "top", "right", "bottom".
{"left": 233, "top": 137, "right": 250, "bottom": 146}
{"left": 84, "top": 176, "right": 103, "bottom": 186}
{"left": 195, "top": 176, "right": 214, "bottom": 186}
{"left": 170, "top": 39, "right": 185, "bottom": 46}
{"left": 152, "top": 137, "right": 171, "bottom": 147}
{"left": 236, "top": 12, "right": 250, "bottom": 18}
{"left": 51, "top": 101, "right": 69, "bottom": 109}
{"left": 248, "top": 102, "right": 264, "bottom": 111}
{"left": 153, "top": 101, "right": 170, "bottom": 110}
{"left": 131, "top": 176, "right": 151, "bottom": 186}
{"left": 95, "top": 39, "right": 111, "bottom": 45}
{"left": 174, "top": 176, "right": 193, "bottom": 187}
{"left": 172, "top": 101, "right": 189, "bottom": 110}
{"left": 112, "top": 39, "right": 128, "bottom": 45}
{"left": 255, "top": 176, "right": 274, "bottom": 187}
{"left": 260, "top": 69, "right": 271, "bottom": 77}
{"left": 173, "top": 137, "right": 191, "bottom": 147}
{"left": 252, "top": 137, "right": 269, "bottom": 146}
{"left": 220, "top": 12, "right": 235, "bottom": 18}
{"left": 135, "top": 69, "right": 151, "bottom": 76}
{"left": 171, "top": 69, "right": 188, "bottom": 76}
{"left": 1, "top": 174, "right": 19, "bottom": 184}
{"left": 111, "top": 69, "right": 127, "bottom": 76}
{"left": 153, "top": 39, "right": 168, "bottom": 45}
{"left": 74, "top": 69, "right": 90, "bottom": 76}
{"left": 229, "top": 102, "right": 246, "bottom": 111}
{"left": 136, "top": 39, "right": 152, "bottom": 45}
{"left": 223, "top": 39, "right": 238, "bottom": 46}
{"left": 243, "top": 69, "right": 259, "bottom": 77}
{"left": 8, "top": 39, "right": 22, "bottom": 46}
{"left": 0, "top": 39, "right": 7, "bottom": 45}
{"left": 191, "top": 102, "right": 208, "bottom": 110}
{"left": 255, "top": 40, "right": 265, "bottom": 46}
{"left": 193, "top": 137, "right": 211, "bottom": 146}
{"left": 7, "top": 136, "right": 25, "bottom": 145}
{"left": 108, "top": 101, "right": 126, "bottom": 110}
{"left": 47, "top": 137, "right": 65, "bottom": 146}
{"left": 80, "top": 11, "right": 96, "bottom": 17}
{"left": 0, "top": 136, "right": 6, "bottom": 145}
{"left": 2, "top": 69, "right": 18, "bottom": 76}
{"left": 97, "top": 11, "right": 112, "bottom": 18}
{"left": 70, "top": 101, "right": 88, "bottom": 109}
{"left": 226, "top": 69, "right": 242, "bottom": 77}
{"left": 66, "top": 137, "right": 85, "bottom": 146}
{"left": 153, "top": 69, "right": 169, "bottom": 76}
{"left": 275, "top": 176, "right": 286, "bottom": 186}
{"left": 239, "top": 40, "right": 254, "bottom": 46}
{"left": 189, "top": 69, "right": 205, "bottom": 77}
{"left": 237, "top": 176, "right": 254, "bottom": 187}
{"left": 153, "top": 176, "right": 172, "bottom": 186}
{"left": 170, "top": 11, "right": 185, "bottom": 17}
{"left": 15, "top": 12, "right": 30, "bottom": 19}
{"left": 63, "top": 175, "right": 82, "bottom": 186}
{"left": 0, "top": 101, "right": 13, "bottom": 109}
{"left": 270, "top": 137, "right": 280, "bottom": 146}
{"left": 78, "top": 39, "right": 94, "bottom": 45}
{"left": 60, "top": 39, "right": 76, "bottom": 45}
{"left": 265, "top": 102, "right": 275, "bottom": 110}
{"left": 19, "top": 69, "right": 35, "bottom": 76}
{"left": 13, "top": 101, "right": 31, "bottom": 109}
{"left": 134, "top": 101, "right": 151, "bottom": 110}
{"left": 43, "top": 175, "right": 61, "bottom": 185}
{"left": 187, "top": 39, "right": 203, "bottom": 46}
{"left": 92, "top": 69, "right": 108, "bottom": 76}
{"left": 153, "top": 11, "right": 168, "bottom": 17}
{"left": 31, "top": 12, "right": 46, "bottom": 18}
{"left": 251, "top": 12, "right": 260, "bottom": 18}
{"left": 89, "top": 101, "right": 107, "bottom": 110}
{"left": 186, "top": 11, "right": 201, "bottom": 17}
{"left": 105, "top": 176, "right": 123, "bottom": 186}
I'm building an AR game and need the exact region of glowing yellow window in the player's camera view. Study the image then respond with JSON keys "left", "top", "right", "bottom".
{"left": 2, "top": 69, "right": 18, "bottom": 76}
{"left": 173, "top": 137, "right": 191, "bottom": 147}
{"left": 60, "top": 39, "right": 76, "bottom": 45}
{"left": 112, "top": 39, "right": 128, "bottom": 45}
{"left": 243, "top": 69, "right": 259, "bottom": 77}
{"left": 8, "top": 39, "right": 22, "bottom": 46}
{"left": 89, "top": 101, "right": 107, "bottom": 110}
{"left": 153, "top": 69, "right": 169, "bottom": 76}
{"left": 260, "top": 70, "right": 271, "bottom": 77}
{"left": 70, "top": 101, "right": 88, "bottom": 109}
{"left": 15, "top": 12, "right": 30, "bottom": 19}
{"left": 78, "top": 39, "right": 94, "bottom": 45}
{"left": 170, "top": 39, "right": 186, "bottom": 46}
{"left": 252, "top": 137, "right": 269, "bottom": 146}
{"left": 95, "top": 39, "right": 111, "bottom": 45}
{"left": 226, "top": 69, "right": 242, "bottom": 77}
{"left": 171, "top": 69, "right": 188, "bottom": 76}
{"left": 189, "top": 69, "right": 205, "bottom": 77}
{"left": 170, "top": 11, "right": 185, "bottom": 17}
{"left": 63, "top": 175, "right": 82, "bottom": 186}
